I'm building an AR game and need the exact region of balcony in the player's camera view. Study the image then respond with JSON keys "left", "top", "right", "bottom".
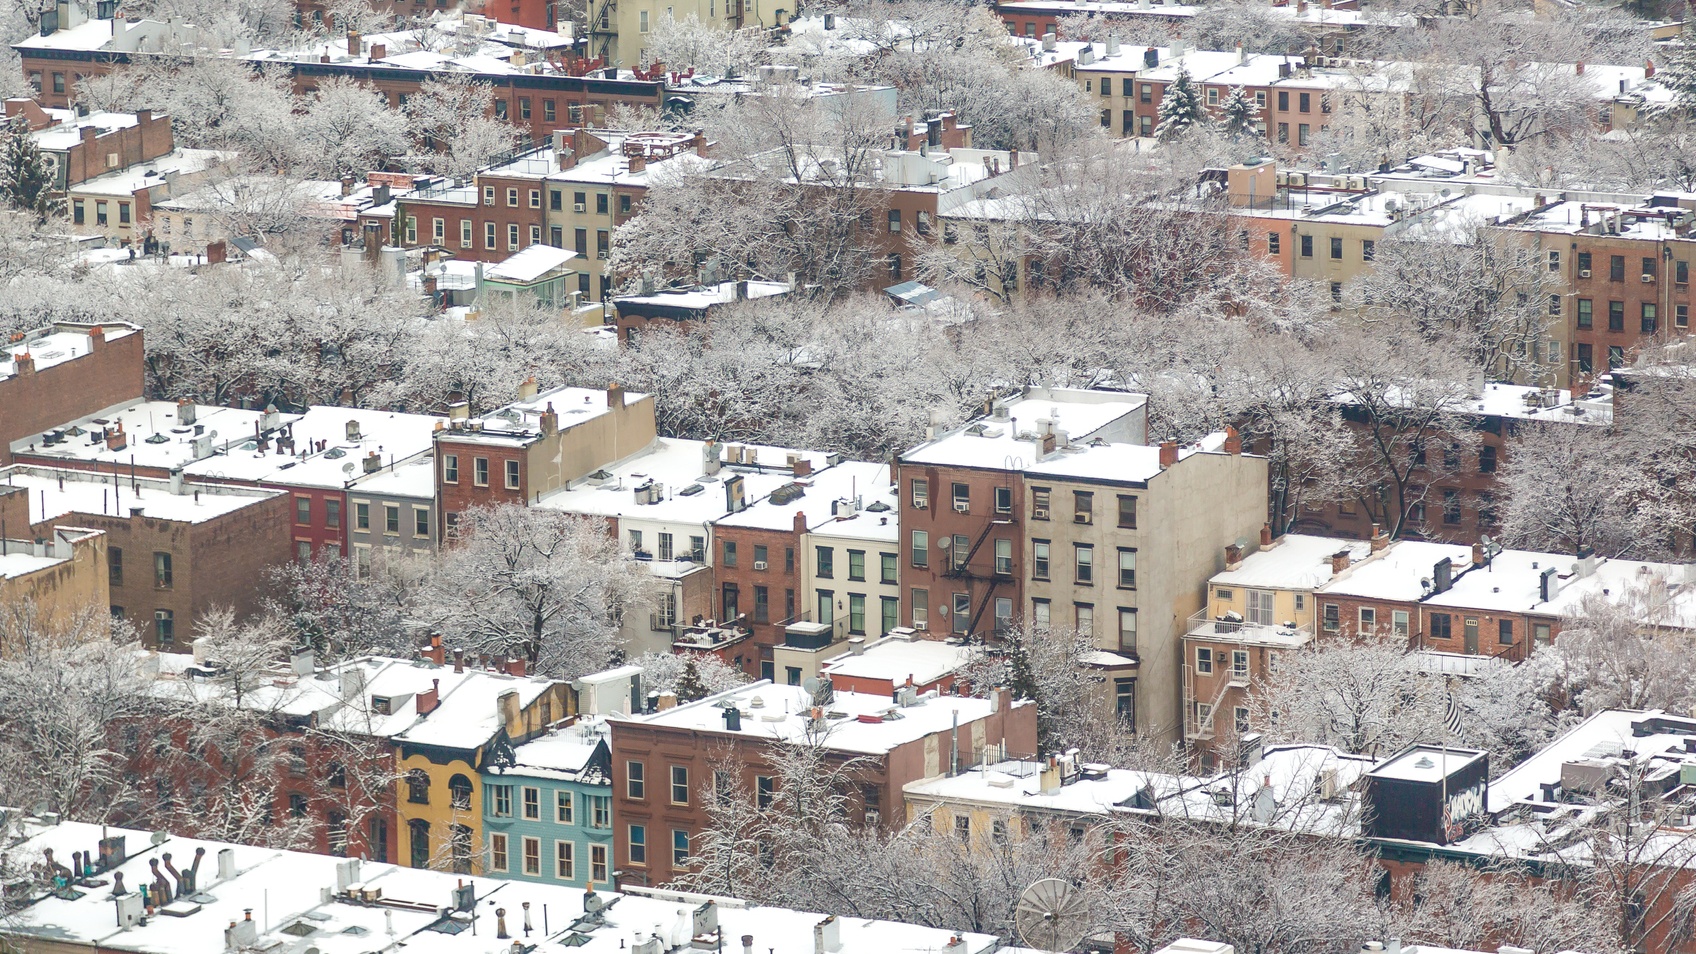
{"left": 1184, "top": 609, "right": 1312, "bottom": 648}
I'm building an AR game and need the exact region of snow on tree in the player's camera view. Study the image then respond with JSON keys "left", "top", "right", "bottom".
{"left": 632, "top": 651, "right": 748, "bottom": 702}
{"left": 1247, "top": 632, "right": 1453, "bottom": 758}
{"left": 403, "top": 73, "right": 522, "bottom": 180}
{"left": 1539, "top": 582, "right": 1696, "bottom": 716}
{"left": 1219, "top": 86, "right": 1261, "bottom": 141}
{"left": 263, "top": 552, "right": 421, "bottom": 662}
{"left": 1495, "top": 421, "right": 1633, "bottom": 557}
{"left": 1155, "top": 66, "right": 1205, "bottom": 141}
{"left": 644, "top": 13, "right": 765, "bottom": 77}
{"left": 297, "top": 77, "right": 409, "bottom": 179}
{"left": 0, "top": 117, "right": 63, "bottom": 223}
{"left": 410, "top": 505, "right": 657, "bottom": 678}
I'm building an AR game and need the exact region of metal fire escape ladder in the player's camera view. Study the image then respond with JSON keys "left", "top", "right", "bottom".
{"left": 957, "top": 518, "right": 1015, "bottom": 638}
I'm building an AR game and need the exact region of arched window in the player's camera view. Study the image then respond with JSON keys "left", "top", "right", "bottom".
{"left": 448, "top": 774, "right": 473, "bottom": 811}
{"left": 406, "top": 769, "right": 430, "bottom": 805}
{"left": 408, "top": 819, "right": 430, "bottom": 869}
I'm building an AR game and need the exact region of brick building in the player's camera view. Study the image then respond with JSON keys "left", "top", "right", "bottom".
{"left": 14, "top": 7, "right": 663, "bottom": 133}
{"left": 605, "top": 680, "right": 1037, "bottom": 887}
{"left": 0, "top": 465, "right": 291, "bottom": 649}
{"left": 0, "top": 322, "right": 143, "bottom": 467}
{"left": 0, "top": 523, "right": 108, "bottom": 643}
{"left": 2, "top": 99, "right": 174, "bottom": 190}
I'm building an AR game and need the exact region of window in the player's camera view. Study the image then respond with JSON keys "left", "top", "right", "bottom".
{"left": 406, "top": 769, "right": 430, "bottom": 804}
{"left": 484, "top": 222, "right": 496, "bottom": 249}
{"left": 1075, "top": 545, "right": 1093, "bottom": 584}
{"left": 950, "top": 482, "right": 971, "bottom": 512}
{"left": 1117, "top": 608, "right": 1137, "bottom": 654}
{"left": 1032, "top": 599, "right": 1051, "bottom": 631}
{"left": 723, "top": 540, "right": 737, "bottom": 567}
{"left": 1534, "top": 622, "right": 1552, "bottom": 646}
{"left": 1298, "top": 124, "right": 1310, "bottom": 146}
{"left": 628, "top": 824, "right": 646, "bottom": 865}
{"left": 1359, "top": 607, "right": 1376, "bottom": 633}
{"left": 1577, "top": 298, "right": 1593, "bottom": 329}
{"left": 1117, "top": 549, "right": 1137, "bottom": 588}
{"left": 1609, "top": 300, "right": 1625, "bottom": 332}
{"left": 1498, "top": 619, "right": 1514, "bottom": 645}
{"left": 449, "top": 776, "right": 472, "bottom": 810}
{"left": 415, "top": 508, "right": 429, "bottom": 538}
{"left": 952, "top": 592, "right": 970, "bottom": 634}
{"left": 672, "top": 829, "right": 690, "bottom": 866}
{"left": 521, "top": 836, "right": 541, "bottom": 875}
{"left": 1578, "top": 251, "right": 1593, "bottom": 274}
{"left": 556, "top": 841, "right": 574, "bottom": 880}
{"left": 994, "top": 538, "right": 1013, "bottom": 576}
{"left": 1429, "top": 612, "right": 1452, "bottom": 640}
{"left": 757, "top": 776, "right": 774, "bottom": 809}
{"left": 1232, "top": 650, "right": 1249, "bottom": 677}
{"left": 1300, "top": 234, "right": 1313, "bottom": 258}
{"left": 1278, "top": 90, "right": 1289, "bottom": 110}
{"left": 1330, "top": 236, "right": 1343, "bottom": 260}
{"left": 154, "top": 551, "right": 173, "bottom": 588}
{"left": 154, "top": 609, "right": 174, "bottom": 645}
{"left": 1679, "top": 304, "right": 1691, "bottom": 328}
{"left": 1442, "top": 490, "right": 1462, "bottom": 525}
{"left": 591, "top": 796, "right": 610, "bottom": 828}
{"left": 671, "top": 765, "right": 689, "bottom": 805}
{"left": 1322, "top": 603, "right": 1339, "bottom": 632}
{"left": 109, "top": 547, "right": 123, "bottom": 586}
{"left": 1140, "top": 83, "right": 1152, "bottom": 103}
{"left": 1032, "top": 540, "right": 1050, "bottom": 580}
{"left": 590, "top": 844, "right": 608, "bottom": 883}
{"left": 912, "top": 588, "right": 928, "bottom": 629}
{"left": 491, "top": 833, "right": 509, "bottom": 871}
{"left": 882, "top": 596, "right": 899, "bottom": 635}
{"left": 459, "top": 219, "right": 472, "bottom": 248}
{"left": 507, "top": 223, "right": 520, "bottom": 250}
{"left": 522, "top": 786, "right": 540, "bottom": 820}
{"left": 910, "top": 530, "right": 929, "bottom": 568}
{"left": 1268, "top": 233, "right": 1281, "bottom": 255}
{"left": 1299, "top": 92, "right": 1311, "bottom": 112}
{"left": 1610, "top": 345, "right": 1625, "bottom": 369}
{"left": 556, "top": 790, "right": 574, "bottom": 823}
{"left": 881, "top": 553, "right": 897, "bottom": 584}
{"left": 1032, "top": 488, "right": 1051, "bottom": 519}
{"left": 52, "top": 72, "right": 64, "bottom": 94}
{"left": 1362, "top": 239, "right": 1376, "bottom": 261}
{"left": 294, "top": 496, "right": 313, "bottom": 526}
{"left": 1678, "top": 260, "right": 1689, "bottom": 285}
{"left": 385, "top": 505, "right": 400, "bottom": 535}
{"left": 1115, "top": 679, "right": 1135, "bottom": 721}
{"left": 1643, "top": 303, "right": 1658, "bottom": 333}
{"left": 1117, "top": 495, "right": 1137, "bottom": 528}
{"left": 1073, "top": 491, "right": 1092, "bottom": 522}
{"left": 1644, "top": 256, "right": 1658, "bottom": 280}
{"left": 627, "top": 761, "right": 645, "bottom": 799}
{"left": 1075, "top": 603, "right": 1094, "bottom": 636}
{"left": 491, "top": 784, "right": 513, "bottom": 817}
{"left": 887, "top": 209, "right": 901, "bottom": 233}
{"left": 1578, "top": 343, "right": 1594, "bottom": 372}
{"left": 1611, "top": 255, "right": 1626, "bottom": 281}
{"left": 1196, "top": 646, "right": 1213, "bottom": 674}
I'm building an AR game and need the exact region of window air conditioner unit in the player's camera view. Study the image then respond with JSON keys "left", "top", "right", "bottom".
{"left": 1032, "top": 507, "right": 1050, "bottom": 519}
{"left": 1578, "top": 269, "right": 1591, "bottom": 278}
{"left": 1642, "top": 274, "right": 1655, "bottom": 283}
{"left": 574, "top": 203, "right": 586, "bottom": 212}
{"left": 753, "top": 560, "right": 768, "bottom": 570}
{"left": 912, "top": 499, "right": 928, "bottom": 509}
{"left": 1074, "top": 512, "right": 1092, "bottom": 524}
{"left": 953, "top": 501, "right": 970, "bottom": 513}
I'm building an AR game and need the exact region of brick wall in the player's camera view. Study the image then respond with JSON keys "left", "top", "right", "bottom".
{"left": 0, "top": 324, "right": 145, "bottom": 467}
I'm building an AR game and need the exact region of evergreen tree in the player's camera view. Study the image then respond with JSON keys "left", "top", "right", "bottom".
{"left": 1221, "top": 85, "right": 1262, "bottom": 140}
{"left": 1652, "top": 36, "right": 1696, "bottom": 120}
{"left": 0, "top": 117, "right": 61, "bottom": 223}
{"left": 1156, "top": 66, "right": 1205, "bottom": 141}
{"left": 674, "top": 658, "right": 709, "bottom": 703}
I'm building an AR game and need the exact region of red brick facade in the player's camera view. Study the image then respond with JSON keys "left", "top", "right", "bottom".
{"left": 0, "top": 323, "right": 144, "bottom": 467}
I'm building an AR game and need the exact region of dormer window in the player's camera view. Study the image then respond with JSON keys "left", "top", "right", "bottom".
{"left": 371, "top": 695, "right": 392, "bottom": 715}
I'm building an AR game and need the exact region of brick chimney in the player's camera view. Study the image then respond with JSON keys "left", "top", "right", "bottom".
{"left": 1370, "top": 524, "right": 1389, "bottom": 552}
{"left": 1223, "top": 425, "right": 1242, "bottom": 454}
{"left": 87, "top": 324, "right": 105, "bottom": 347}
{"left": 1259, "top": 523, "right": 1272, "bottom": 547}
{"left": 507, "top": 657, "right": 527, "bottom": 677}
{"left": 1225, "top": 542, "right": 1244, "bottom": 565}
{"left": 792, "top": 457, "right": 812, "bottom": 477}
{"left": 606, "top": 381, "right": 624, "bottom": 407}
{"left": 422, "top": 634, "right": 445, "bottom": 665}
{"left": 539, "top": 402, "right": 558, "bottom": 436}
{"left": 1158, "top": 441, "right": 1179, "bottom": 469}
{"left": 629, "top": 154, "right": 646, "bottom": 174}
{"left": 1472, "top": 542, "right": 1485, "bottom": 566}
{"left": 1330, "top": 549, "right": 1352, "bottom": 574}
{"left": 793, "top": 511, "right": 808, "bottom": 534}
{"left": 11, "top": 352, "right": 34, "bottom": 375}
{"left": 417, "top": 679, "right": 440, "bottom": 715}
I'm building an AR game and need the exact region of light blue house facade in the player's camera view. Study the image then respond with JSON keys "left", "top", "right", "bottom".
{"left": 481, "top": 725, "right": 615, "bottom": 888}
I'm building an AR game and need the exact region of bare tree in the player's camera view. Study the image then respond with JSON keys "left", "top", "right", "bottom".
{"left": 1247, "top": 632, "right": 1452, "bottom": 758}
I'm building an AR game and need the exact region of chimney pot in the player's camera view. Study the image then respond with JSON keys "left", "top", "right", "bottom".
{"left": 1259, "top": 523, "right": 1272, "bottom": 547}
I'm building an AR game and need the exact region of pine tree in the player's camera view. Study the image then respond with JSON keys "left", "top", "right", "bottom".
{"left": 1156, "top": 66, "right": 1205, "bottom": 141}
{"left": 1221, "top": 85, "right": 1262, "bottom": 140}
{"left": 674, "top": 658, "right": 709, "bottom": 703}
{"left": 0, "top": 117, "right": 61, "bottom": 224}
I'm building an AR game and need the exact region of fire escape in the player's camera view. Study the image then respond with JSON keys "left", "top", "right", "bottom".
{"left": 586, "top": 0, "right": 616, "bottom": 63}
{"left": 944, "top": 514, "right": 1015, "bottom": 639}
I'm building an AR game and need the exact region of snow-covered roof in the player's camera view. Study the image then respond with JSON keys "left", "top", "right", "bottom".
{"left": 899, "top": 387, "right": 1148, "bottom": 471}
{"left": 499, "top": 723, "right": 610, "bottom": 783}
{"left": 1369, "top": 744, "right": 1487, "bottom": 783}
{"left": 538, "top": 438, "right": 829, "bottom": 530}
{"left": 820, "top": 633, "right": 971, "bottom": 686}
{"left": 1, "top": 817, "right": 1002, "bottom": 954}
{"left": 348, "top": 451, "right": 436, "bottom": 501}
{"left": 0, "top": 528, "right": 101, "bottom": 579}
{"left": 1, "top": 323, "right": 137, "bottom": 384}
{"left": 181, "top": 406, "right": 441, "bottom": 491}
{"left": 906, "top": 758, "right": 1179, "bottom": 817}
{"left": 1485, "top": 708, "right": 1696, "bottom": 813}
{"left": 484, "top": 244, "right": 578, "bottom": 284}
{"left": 1211, "top": 533, "right": 1369, "bottom": 591}
{"left": 611, "top": 680, "right": 1023, "bottom": 757}
{"left": 446, "top": 384, "right": 648, "bottom": 449}
{"left": 614, "top": 279, "right": 792, "bottom": 312}
{"left": 715, "top": 460, "right": 896, "bottom": 539}
{"left": 10, "top": 399, "right": 288, "bottom": 472}
{"left": 1, "top": 464, "right": 282, "bottom": 525}
{"left": 65, "top": 147, "right": 234, "bottom": 198}
{"left": 28, "top": 110, "right": 140, "bottom": 151}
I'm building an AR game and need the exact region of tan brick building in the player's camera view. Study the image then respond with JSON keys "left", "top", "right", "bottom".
{"left": 0, "top": 322, "right": 144, "bottom": 468}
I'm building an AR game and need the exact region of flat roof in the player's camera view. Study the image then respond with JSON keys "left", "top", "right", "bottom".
{"left": 821, "top": 634, "right": 970, "bottom": 685}
{"left": 1211, "top": 534, "right": 1371, "bottom": 591}
{"left": 181, "top": 406, "right": 441, "bottom": 490}
{"left": 2, "top": 324, "right": 138, "bottom": 385}
{"left": 11, "top": 400, "right": 293, "bottom": 472}
{"left": 0, "top": 465, "right": 282, "bottom": 525}
{"left": 900, "top": 388, "right": 1148, "bottom": 471}
{"left": 1369, "top": 744, "right": 1486, "bottom": 783}
{"left": 716, "top": 459, "right": 895, "bottom": 538}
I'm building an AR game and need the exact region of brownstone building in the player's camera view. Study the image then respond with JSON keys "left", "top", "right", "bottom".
{"left": 606, "top": 681, "right": 1036, "bottom": 887}
{"left": 1, "top": 322, "right": 143, "bottom": 467}
{"left": 0, "top": 465, "right": 292, "bottom": 649}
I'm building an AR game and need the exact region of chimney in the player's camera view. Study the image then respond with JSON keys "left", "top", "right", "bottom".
{"left": 691, "top": 128, "right": 707, "bottom": 155}
{"left": 177, "top": 399, "right": 197, "bottom": 425}
{"left": 371, "top": 42, "right": 385, "bottom": 59}
{"left": 629, "top": 154, "right": 646, "bottom": 174}
{"left": 1225, "top": 542, "right": 1244, "bottom": 566}
{"left": 418, "top": 679, "right": 441, "bottom": 715}
{"left": 814, "top": 916, "right": 841, "bottom": 954}
{"left": 454, "top": 651, "right": 465, "bottom": 673}
{"left": 423, "top": 634, "right": 445, "bottom": 665}
{"left": 1645, "top": 58, "right": 1655, "bottom": 78}
{"left": 1039, "top": 755, "right": 1062, "bottom": 795}
{"left": 1331, "top": 549, "right": 1352, "bottom": 574}
{"left": 87, "top": 324, "right": 105, "bottom": 346}
{"left": 1576, "top": 60, "right": 1585, "bottom": 74}
{"left": 606, "top": 381, "right": 624, "bottom": 407}
{"left": 11, "top": 352, "right": 33, "bottom": 375}
{"left": 792, "top": 457, "right": 812, "bottom": 478}
{"left": 1471, "top": 542, "right": 1485, "bottom": 567}
{"left": 1370, "top": 524, "right": 1389, "bottom": 552}
{"left": 496, "top": 907, "right": 509, "bottom": 939}
{"left": 540, "top": 402, "right": 558, "bottom": 436}
{"left": 1158, "top": 441, "right": 1179, "bottom": 469}
{"left": 497, "top": 688, "right": 521, "bottom": 729}
{"left": 657, "top": 691, "right": 678, "bottom": 711}
{"left": 346, "top": 30, "right": 361, "bottom": 57}
{"left": 794, "top": 511, "right": 808, "bottom": 534}
{"left": 507, "top": 657, "right": 527, "bottom": 677}
{"left": 216, "top": 848, "right": 235, "bottom": 881}
{"left": 743, "top": 936, "right": 755, "bottom": 954}
{"left": 1223, "top": 425, "right": 1242, "bottom": 454}
{"left": 518, "top": 376, "right": 538, "bottom": 400}
{"left": 1260, "top": 523, "right": 1272, "bottom": 547}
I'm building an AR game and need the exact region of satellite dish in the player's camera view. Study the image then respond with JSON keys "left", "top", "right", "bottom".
{"left": 150, "top": 831, "right": 169, "bottom": 847}
{"left": 802, "top": 676, "right": 822, "bottom": 697}
{"left": 1015, "top": 878, "right": 1089, "bottom": 952}
{"left": 342, "top": 462, "right": 357, "bottom": 474}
